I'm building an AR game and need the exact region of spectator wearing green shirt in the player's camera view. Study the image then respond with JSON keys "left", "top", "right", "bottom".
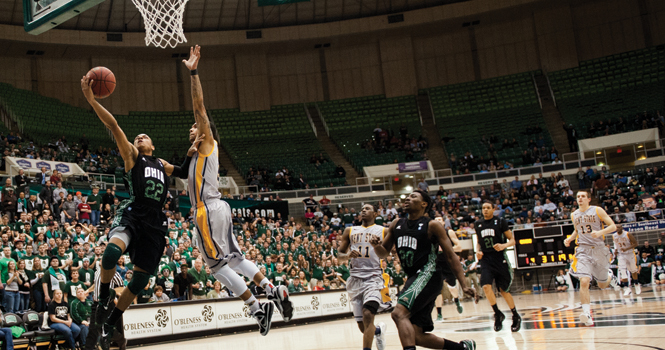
{"left": 341, "top": 208, "right": 354, "bottom": 228}
{"left": 70, "top": 288, "right": 91, "bottom": 348}
{"left": 42, "top": 256, "right": 67, "bottom": 302}
{"left": 64, "top": 269, "right": 85, "bottom": 304}
{"left": 31, "top": 216, "right": 48, "bottom": 237}
{"left": 638, "top": 251, "right": 654, "bottom": 285}
{"left": 288, "top": 277, "right": 304, "bottom": 293}
{"left": 188, "top": 259, "right": 208, "bottom": 300}
{"left": 10, "top": 240, "right": 27, "bottom": 262}
{"left": 0, "top": 246, "right": 16, "bottom": 283}
{"left": 78, "top": 258, "right": 94, "bottom": 289}
{"left": 269, "top": 262, "right": 287, "bottom": 286}
{"left": 136, "top": 283, "right": 153, "bottom": 304}
{"left": 390, "top": 263, "right": 406, "bottom": 290}
{"left": 87, "top": 187, "right": 102, "bottom": 226}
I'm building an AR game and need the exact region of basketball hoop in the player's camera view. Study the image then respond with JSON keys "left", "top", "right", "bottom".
{"left": 131, "top": 0, "right": 189, "bottom": 48}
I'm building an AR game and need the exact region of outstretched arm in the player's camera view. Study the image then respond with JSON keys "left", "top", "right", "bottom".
{"left": 81, "top": 76, "right": 137, "bottom": 170}
{"left": 183, "top": 45, "right": 215, "bottom": 155}
{"left": 160, "top": 133, "right": 206, "bottom": 178}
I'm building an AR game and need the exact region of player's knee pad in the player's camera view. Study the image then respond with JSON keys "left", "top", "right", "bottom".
{"left": 213, "top": 265, "right": 248, "bottom": 297}
{"left": 127, "top": 270, "right": 151, "bottom": 295}
{"left": 362, "top": 301, "right": 380, "bottom": 315}
{"left": 102, "top": 243, "right": 123, "bottom": 270}
{"left": 231, "top": 259, "right": 260, "bottom": 280}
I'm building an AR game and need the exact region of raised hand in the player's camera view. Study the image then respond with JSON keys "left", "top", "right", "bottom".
{"left": 187, "top": 133, "right": 205, "bottom": 157}
{"left": 81, "top": 76, "right": 95, "bottom": 102}
{"left": 182, "top": 45, "right": 201, "bottom": 71}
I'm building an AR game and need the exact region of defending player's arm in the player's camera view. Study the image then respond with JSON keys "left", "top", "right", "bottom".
{"left": 448, "top": 229, "right": 462, "bottom": 253}
{"left": 369, "top": 219, "right": 398, "bottom": 258}
{"left": 159, "top": 133, "right": 205, "bottom": 178}
{"left": 183, "top": 45, "right": 215, "bottom": 156}
{"left": 337, "top": 227, "right": 359, "bottom": 263}
{"left": 431, "top": 220, "right": 477, "bottom": 302}
{"left": 81, "top": 76, "right": 137, "bottom": 170}
{"left": 591, "top": 207, "right": 616, "bottom": 239}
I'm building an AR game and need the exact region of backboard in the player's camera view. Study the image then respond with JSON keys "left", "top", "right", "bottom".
{"left": 24, "top": 0, "right": 105, "bottom": 35}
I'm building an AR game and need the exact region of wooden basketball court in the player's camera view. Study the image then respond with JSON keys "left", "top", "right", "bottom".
{"left": 136, "top": 287, "right": 665, "bottom": 350}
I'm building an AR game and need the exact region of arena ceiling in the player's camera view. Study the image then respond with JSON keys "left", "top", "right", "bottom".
{"left": 0, "top": 0, "right": 467, "bottom": 32}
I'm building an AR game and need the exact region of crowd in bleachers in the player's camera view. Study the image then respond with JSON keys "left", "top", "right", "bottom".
{"left": 446, "top": 125, "right": 563, "bottom": 174}
{"left": 243, "top": 155, "right": 349, "bottom": 191}
{"left": 360, "top": 125, "right": 428, "bottom": 162}
{"left": 575, "top": 110, "right": 664, "bottom": 139}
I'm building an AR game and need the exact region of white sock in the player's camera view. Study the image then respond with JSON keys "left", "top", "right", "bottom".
{"left": 260, "top": 278, "right": 275, "bottom": 296}
{"left": 582, "top": 304, "right": 590, "bottom": 314}
{"left": 246, "top": 295, "right": 260, "bottom": 313}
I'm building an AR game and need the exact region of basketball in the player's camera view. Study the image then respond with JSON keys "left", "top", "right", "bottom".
{"left": 85, "top": 66, "right": 116, "bottom": 99}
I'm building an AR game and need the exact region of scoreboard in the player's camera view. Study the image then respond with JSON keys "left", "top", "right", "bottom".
{"left": 513, "top": 225, "right": 576, "bottom": 269}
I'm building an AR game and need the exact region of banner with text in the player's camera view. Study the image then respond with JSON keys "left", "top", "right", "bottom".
{"left": 223, "top": 199, "right": 289, "bottom": 220}
{"left": 622, "top": 219, "right": 665, "bottom": 233}
{"left": 6, "top": 157, "right": 86, "bottom": 176}
{"left": 398, "top": 161, "right": 428, "bottom": 173}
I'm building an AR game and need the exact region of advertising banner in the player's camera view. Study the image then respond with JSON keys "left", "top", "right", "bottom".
{"left": 622, "top": 219, "right": 665, "bottom": 233}
{"left": 170, "top": 303, "right": 218, "bottom": 334}
{"left": 224, "top": 199, "right": 289, "bottom": 220}
{"left": 6, "top": 157, "right": 86, "bottom": 176}
{"left": 123, "top": 307, "right": 172, "bottom": 340}
{"left": 124, "top": 290, "right": 366, "bottom": 343}
{"left": 319, "top": 290, "right": 350, "bottom": 316}
{"left": 398, "top": 161, "right": 428, "bottom": 173}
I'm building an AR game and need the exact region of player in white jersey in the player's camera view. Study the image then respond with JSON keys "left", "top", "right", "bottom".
{"left": 564, "top": 190, "right": 620, "bottom": 326}
{"left": 338, "top": 204, "right": 388, "bottom": 350}
{"left": 182, "top": 46, "right": 292, "bottom": 336}
{"left": 612, "top": 224, "right": 640, "bottom": 296}
{"left": 434, "top": 216, "right": 464, "bottom": 320}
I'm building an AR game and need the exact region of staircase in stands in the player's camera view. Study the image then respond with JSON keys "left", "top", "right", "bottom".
{"left": 307, "top": 106, "right": 361, "bottom": 185}
{"left": 535, "top": 74, "right": 570, "bottom": 154}
{"left": 416, "top": 94, "right": 449, "bottom": 171}
{"left": 216, "top": 144, "right": 247, "bottom": 191}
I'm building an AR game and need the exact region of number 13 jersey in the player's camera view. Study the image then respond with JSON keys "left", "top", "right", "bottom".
{"left": 572, "top": 206, "right": 605, "bottom": 246}
{"left": 349, "top": 224, "right": 385, "bottom": 279}
{"left": 393, "top": 216, "right": 439, "bottom": 278}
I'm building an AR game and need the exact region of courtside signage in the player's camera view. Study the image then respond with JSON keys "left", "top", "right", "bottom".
{"left": 123, "top": 307, "right": 172, "bottom": 340}
{"left": 171, "top": 303, "right": 217, "bottom": 334}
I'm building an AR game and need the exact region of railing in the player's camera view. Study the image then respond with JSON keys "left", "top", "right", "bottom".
{"left": 532, "top": 72, "right": 542, "bottom": 109}
{"left": 0, "top": 96, "right": 22, "bottom": 133}
{"left": 314, "top": 102, "right": 329, "bottom": 137}
{"left": 303, "top": 103, "right": 317, "bottom": 137}
{"left": 424, "top": 158, "right": 600, "bottom": 188}
{"left": 86, "top": 172, "right": 116, "bottom": 189}
{"left": 544, "top": 72, "right": 556, "bottom": 107}
{"left": 235, "top": 179, "right": 392, "bottom": 198}
{"left": 427, "top": 92, "right": 436, "bottom": 126}
{"left": 509, "top": 209, "right": 664, "bottom": 230}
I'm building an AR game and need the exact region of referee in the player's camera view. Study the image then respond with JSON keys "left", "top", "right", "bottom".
{"left": 86, "top": 270, "right": 125, "bottom": 350}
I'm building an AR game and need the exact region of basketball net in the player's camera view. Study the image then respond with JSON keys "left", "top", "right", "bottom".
{"left": 132, "top": 0, "right": 189, "bottom": 48}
